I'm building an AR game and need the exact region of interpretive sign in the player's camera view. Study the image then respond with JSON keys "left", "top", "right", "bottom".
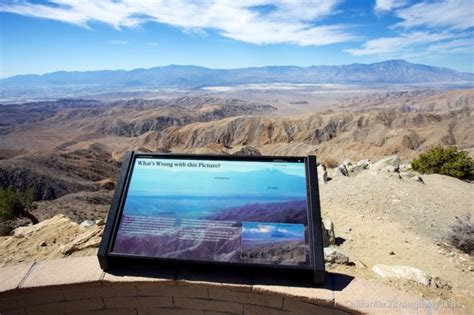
{"left": 98, "top": 152, "right": 325, "bottom": 284}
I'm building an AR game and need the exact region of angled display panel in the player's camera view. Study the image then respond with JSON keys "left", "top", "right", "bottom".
{"left": 98, "top": 152, "right": 325, "bottom": 284}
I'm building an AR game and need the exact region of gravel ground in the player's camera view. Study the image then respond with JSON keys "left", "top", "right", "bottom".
{"left": 319, "top": 163, "right": 474, "bottom": 312}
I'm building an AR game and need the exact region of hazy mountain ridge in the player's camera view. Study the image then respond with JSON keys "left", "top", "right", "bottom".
{"left": 2, "top": 60, "right": 473, "bottom": 91}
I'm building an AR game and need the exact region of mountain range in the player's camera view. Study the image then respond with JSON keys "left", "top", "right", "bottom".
{"left": 1, "top": 60, "right": 473, "bottom": 90}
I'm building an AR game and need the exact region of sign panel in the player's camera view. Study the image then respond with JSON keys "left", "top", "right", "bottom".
{"left": 98, "top": 152, "right": 325, "bottom": 283}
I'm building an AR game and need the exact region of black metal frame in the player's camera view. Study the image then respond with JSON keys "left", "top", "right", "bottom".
{"left": 98, "top": 151, "right": 325, "bottom": 284}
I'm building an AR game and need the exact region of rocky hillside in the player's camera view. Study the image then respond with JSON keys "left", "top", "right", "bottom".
{"left": 0, "top": 96, "right": 276, "bottom": 199}
{"left": 0, "top": 144, "right": 118, "bottom": 200}
{"left": 336, "top": 89, "right": 474, "bottom": 113}
{"left": 1, "top": 96, "right": 276, "bottom": 137}
{"left": 135, "top": 107, "right": 473, "bottom": 160}
{"left": 92, "top": 97, "right": 275, "bottom": 137}
{"left": 1, "top": 90, "right": 472, "bottom": 202}
{"left": 0, "top": 99, "right": 102, "bottom": 135}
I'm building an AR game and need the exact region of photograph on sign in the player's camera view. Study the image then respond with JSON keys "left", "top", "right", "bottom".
{"left": 111, "top": 157, "right": 310, "bottom": 267}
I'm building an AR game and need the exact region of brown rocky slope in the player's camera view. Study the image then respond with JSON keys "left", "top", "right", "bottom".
{"left": 135, "top": 108, "right": 473, "bottom": 161}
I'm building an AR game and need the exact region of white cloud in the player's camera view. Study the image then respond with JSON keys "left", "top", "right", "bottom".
{"left": 427, "top": 38, "right": 474, "bottom": 54}
{"left": 349, "top": 0, "right": 473, "bottom": 58}
{"left": 147, "top": 42, "right": 160, "bottom": 47}
{"left": 346, "top": 31, "right": 454, "bottom": 56}
{"left": 247, "top": 225, "right": 275, "bottom": 234}
{"left": 0, "top": 0, "right": 356, "bottom": 46}
{"left": 394, "top": 0, "right": 474, "bottom": 30}
{"left": 375, "top": 0, "right": 408, "bottom": 13}
{"left": 108, "top": 40, "right": 127, "bottom": 45}
{"left": 182, "top": 28, "right": 208, "bottom": 37}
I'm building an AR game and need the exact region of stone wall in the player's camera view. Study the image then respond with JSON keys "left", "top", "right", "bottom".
{"left": 0, "top": 256, "right": 460, "bottom": 314}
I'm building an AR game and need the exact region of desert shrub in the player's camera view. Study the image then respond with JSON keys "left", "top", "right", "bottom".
{"left": 447, "top": 213, "right": 474, "bottom": 255}
{"left": 0, "top": 186, "right": 18, "bottom": 221}
{"left": 0, "top": 186, "right": 38, "bottom": 223}
{"left": 411, "top": 146, "right": 474, "bottom": 180}
{"left": 321, "top": 157, "right": 340, "bottom": 169}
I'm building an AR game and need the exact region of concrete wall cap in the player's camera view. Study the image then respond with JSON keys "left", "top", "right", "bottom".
{"left": 0, "top": 256, "right": 468, "bottom": 315}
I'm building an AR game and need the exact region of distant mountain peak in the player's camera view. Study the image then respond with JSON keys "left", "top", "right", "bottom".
{"left": 380, "top": 59, "right": 410, "bottom": 64}
{"left": 1, "top": 60, "right": 472, "bottom": 98}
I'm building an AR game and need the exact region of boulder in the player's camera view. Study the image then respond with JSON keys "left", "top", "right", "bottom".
{"left": 382, "top": 155, "right": 401, "bottom": 167}
{"left": 338, "top": 163, "right": 350, "bottom": 177}
{"left": 95, "top": 219, "right": 105, "bottom": 226}
{"left": 348, "top": 159, "right": 372, "bottom": 176}
{"left": 429, "top": 276, "right": 451, "bottom": 289}
{"left": 372, "top": 264, "right": 430, "bottom": 286}
{"left": 399, "top": 164, "right": 411, "bottom": 172}
{"left": 323, "top": 171, "right": 332, "bottom": 183}
{"left": 317, "top": 165, "right": 325, "bottom": 181}
{"left": 356, "top": 159, "right": 371, "bottom": 169}
{"left": 80, "top": 220, "right": 96, "bottom": 228}
{"left": 369, "top": 155, "right": 401, "bottom": 174}
{"left": 321, "top": 219, "right": 336, "bottom": 247}
{"left": 324, "top": 246, "right": 352, "bottom": 265}
{"left": 61, "top": 226, "right": 104, "bottom": 255}
{"left": 233, "top": 146, "right": 261, "bottom": 156}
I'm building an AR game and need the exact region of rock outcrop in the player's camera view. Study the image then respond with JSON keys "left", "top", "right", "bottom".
{"left": 322, "top": 219, "right": 336, "bottom": 247}
{"left": 324, "top": 247, "right": 353, "bottom": 265}
{"left": 61, "top": 225, "right": 103, "bottom": 255}
{"left": 372, "top": 264, "right": 451, "bottom": 289}
{"left": 0, "top": 215, "right": 102, "bottom": 267}
{"left": 232, "top": 146, "right": 262, "bottom": 156}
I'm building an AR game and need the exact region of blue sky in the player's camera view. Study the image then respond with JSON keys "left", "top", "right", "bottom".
{"left": 0, "top": 0, "right": 473, "bottom": 78}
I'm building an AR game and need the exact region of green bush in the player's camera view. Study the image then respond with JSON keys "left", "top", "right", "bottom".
{"left": 0, "top": 186, "right": 38, "bottom": 223}
{"left": 412, "top": 146, "right": 474, "bottom": 180}
{"left": 0, "top": 186, "right": 18, "bottom": 221}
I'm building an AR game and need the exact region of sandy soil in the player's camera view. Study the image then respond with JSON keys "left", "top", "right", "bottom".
{"left": 319, "top": 165, "right": 474, "bottom": 311}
